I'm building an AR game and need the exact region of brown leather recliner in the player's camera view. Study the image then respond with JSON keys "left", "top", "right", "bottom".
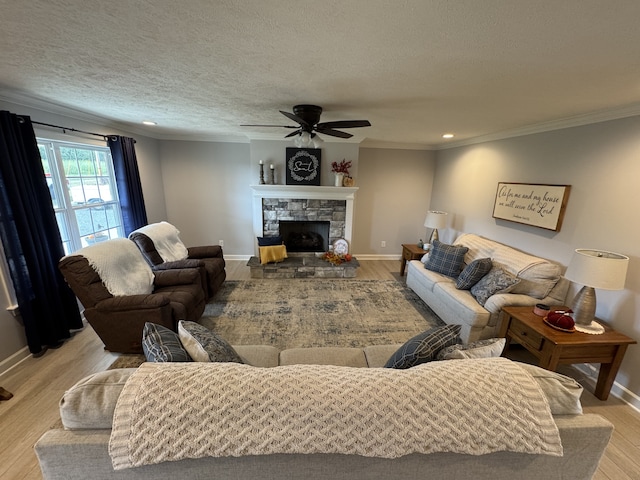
{"left": 129, "top": 225, "right": 226, "bottom": 300}
{"left": 59, "top": 240, "right": 206, "bottom": 354}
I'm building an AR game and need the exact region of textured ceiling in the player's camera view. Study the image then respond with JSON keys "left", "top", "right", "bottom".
{"left": 2, "top": 0, "right": 640, "bottom": 148}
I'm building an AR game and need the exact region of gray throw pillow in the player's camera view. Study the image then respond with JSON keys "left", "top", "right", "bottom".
{"left": 470, "top": 266, "right": 520, "bottom": 306}
{"left": 384, "top": 324, "right": 461, "bottom": 369}
{"left": 424, "top": 240, "right": 469, "bottom": 278}
{"left": 142, "top": 322, "right": 192, "bottom": 362}
{"left": 436, "top": 338, "right": 506, "bottom": 360}
{"left": 178, "top": 321, "right": 243, "bottom": 363}
{"left": 456, "top": 258, "right": 492, "bottom": 290}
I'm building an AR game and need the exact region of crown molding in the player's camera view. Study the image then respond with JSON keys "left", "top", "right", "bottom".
{"left": 437, "top": 103, "right": 640, "bottom": 150}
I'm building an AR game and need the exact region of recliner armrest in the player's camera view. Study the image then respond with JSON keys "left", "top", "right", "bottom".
{"left": 153, "top": 259, "right": 205, "bottom": 270}
{"left": 188, "top": 245, "right": 223, "bottom": 259}
{"left": 154, "top": 268, "right": 200, "bottom": 287}
{"left": 95, "top": 294, "right": 169, "bottom": 312}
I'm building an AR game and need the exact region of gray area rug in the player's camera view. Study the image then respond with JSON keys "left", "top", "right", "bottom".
{"left": 109, "top": 279, "right": 443, "bottom": 369}
{"left": 200, "top": 279, "right": 443, "bottom": 349}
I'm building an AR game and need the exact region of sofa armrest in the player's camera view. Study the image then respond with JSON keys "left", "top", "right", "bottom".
{"left": 483, "top": 293, "right": 541, "bottom": 315}
{"left": 95, "top": 294, "right": 169, "bottom": 312}
{"left": 153, "top": 259, "right": 205, "bottom": 270}
{"left": 188, "top": 245, "right": 223, "bottom": 259}
{"left": 153, "top": 267, "right": 200, "bottom": 287}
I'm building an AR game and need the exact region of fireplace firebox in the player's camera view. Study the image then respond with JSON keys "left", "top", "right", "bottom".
{"left": 279, "top": 220, "right": 330, "bottom": 253}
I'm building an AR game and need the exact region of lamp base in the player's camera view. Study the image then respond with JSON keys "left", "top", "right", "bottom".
{"left": 428, "top": 229, "right": 439, "bottom": 244}
{"left": 570, "top": 286, "right": 605, "bottom": 334}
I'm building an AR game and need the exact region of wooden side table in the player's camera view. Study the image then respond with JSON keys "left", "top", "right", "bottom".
{"left": 500, "top": 305, "right": 636, "bottom": 400}
{"left": 400, "top": 244, "right": 427, "bottom": 276}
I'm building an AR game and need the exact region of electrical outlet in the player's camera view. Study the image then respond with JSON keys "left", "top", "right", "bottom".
{"left": 218, "top": 240, "right": 224, "bottom": 247}
{"left": 381, "top": 241, "right": 386, "bottom": 248}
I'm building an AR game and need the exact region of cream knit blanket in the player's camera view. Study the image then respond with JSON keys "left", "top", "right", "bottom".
{"left": 109, "top": 358, "right": 562, "bottom": 470}
{"left": 130, "top": 221, "right": 188, "bottom": 262}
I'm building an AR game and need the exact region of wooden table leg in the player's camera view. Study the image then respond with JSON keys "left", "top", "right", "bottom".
{"left": 594, "top": 344, "right": 629, "bottom": 400}
{"left": 400, "top": 257, "right": 408, "bottom": 276}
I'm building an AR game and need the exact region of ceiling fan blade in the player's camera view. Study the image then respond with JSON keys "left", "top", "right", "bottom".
{"left": 316, "top": 120, "right": 371, "bottom": 129}
{"left": 280, "top": 110, "right": 310, "bottom": 128}
{"left": 314, "top": 127, "right": 353, "bottom": 139}
{"left": 284, "top": 129, "right": 302, "bottom": 138}
{"left": 241, "top": 124, "right": 299, "bottom": 128}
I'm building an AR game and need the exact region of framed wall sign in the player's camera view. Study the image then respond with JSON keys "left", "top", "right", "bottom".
{"left": 286, "top": 148, "right": 321, "bottom": 186}
{"left": 492, "top": 183, "right": 571, "bottom": 231}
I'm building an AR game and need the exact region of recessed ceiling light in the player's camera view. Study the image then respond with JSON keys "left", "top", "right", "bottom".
{"left": 142, "top": 121, "right": 157, "bottom": 126}
{"left": 442, "top": 133, "right": 454, "bottom": 139}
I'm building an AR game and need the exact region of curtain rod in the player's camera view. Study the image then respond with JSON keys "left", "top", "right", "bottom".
{"left": 29, "top": 120, "right": 110, "bottom": 140}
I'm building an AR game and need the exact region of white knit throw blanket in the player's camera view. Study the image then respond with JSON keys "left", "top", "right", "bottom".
{"left": 109, "top": 358, "right": 562, "bottom": 470}
{"left": 75, "top": 238, "right": 154, "bottom": 296}
{"left": 130, "top": 221, "right": 188, "bottom": 262}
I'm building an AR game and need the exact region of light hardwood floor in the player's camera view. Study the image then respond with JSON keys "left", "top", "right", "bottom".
{"left": 1, "top": 259, "right": 639, "bottom": 479}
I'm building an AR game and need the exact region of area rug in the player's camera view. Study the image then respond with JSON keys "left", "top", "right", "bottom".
{"left": 109, "top": 279, "right": 443, "bottom": 369}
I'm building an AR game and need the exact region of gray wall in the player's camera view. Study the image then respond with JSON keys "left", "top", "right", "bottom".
{"left": 432, "top": 116, "right": 640, "bottom": 406}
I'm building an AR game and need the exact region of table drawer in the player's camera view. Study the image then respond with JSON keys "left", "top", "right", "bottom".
{"left": 509, "top": 319, "right": 543, "bottom": 351}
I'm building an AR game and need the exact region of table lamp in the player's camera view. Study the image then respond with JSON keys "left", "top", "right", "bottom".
{"left": 564, "top": 249, "right": 629, "bottom": 334}
{"left": 424, "top": 211, "right": 448, "bottom": 244}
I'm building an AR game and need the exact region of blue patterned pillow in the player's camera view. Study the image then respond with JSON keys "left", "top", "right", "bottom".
{"left": 178, "top": 321, "right": 243, "bottom": 363}
{"left": 470, "top": 266, "right": 520, "bottom": 306}
{"left": 456, "top": 258, "right": 492, "bottom": 290}
{"left": 424, "top": 240, "right": 469, "bottom": 278}
{"left": 142, "top": 323, "right": 192, "bottom": 362}
{"left": 384, "top": 324, "right": 462, "bottom": 369}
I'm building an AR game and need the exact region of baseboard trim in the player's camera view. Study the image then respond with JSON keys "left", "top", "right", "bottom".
{"left": 572, "top": 363, "right": 640, "bottom": 413}
{"left": 0, "top": 346, "right": 30, "bottom": 378}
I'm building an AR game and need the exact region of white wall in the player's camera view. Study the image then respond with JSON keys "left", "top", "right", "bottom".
{"left": 432, "top": 116, "right": 640, "bottom": 406}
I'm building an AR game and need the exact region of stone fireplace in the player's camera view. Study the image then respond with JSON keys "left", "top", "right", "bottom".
{"left": 251, "top": 185, "right": 358, "bottom": 256}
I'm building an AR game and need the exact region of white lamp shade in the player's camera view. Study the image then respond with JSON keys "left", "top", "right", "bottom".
{"left": 424, "top": 211, "right": 448, "bottom": 229}
{"left": 564, "top": 249, "right": 629, "bottom": 290}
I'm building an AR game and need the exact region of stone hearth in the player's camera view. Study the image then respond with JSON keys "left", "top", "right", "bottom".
{"left": 247, "top": 255, "right": 360, "bottom": 279}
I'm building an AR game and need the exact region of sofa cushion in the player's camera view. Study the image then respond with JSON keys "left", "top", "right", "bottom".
{"left": 517, "top": 363, "right": 584, "bottom": 415}
{"left": 364, "top": 344, "right": 404, "bottom": 367}
{"left": 436, "top": 338, "right": 506, "bottom": 360}
{"left": 178, "top": 321, "right": 243, "bottom": 363}
{"left": 425, "top": 240, "right": 469, "bottom": 278}
{"left": 59, "top": 368, "right": 136, "bottom": 429}
{"left": 456, "top": 258, "right": 492, "bottom": 290}
{"left": 384, "top": 324, "right": 461, "bottom": 369}
{"left": 470, "top": 266, "right": 520, "bottom": 306}
{"left": 233, "top": 345, "right": 280, "bottom": 367}
{"left": 142, "top": 323, "right": 192, "bottom": 362}
{"left": 280, "top": 347, "right": 367, "bottom": 367}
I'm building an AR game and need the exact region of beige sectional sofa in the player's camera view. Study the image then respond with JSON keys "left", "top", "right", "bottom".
{"left": 35, "top": 344, "right": 612, "bottom": 480}
{"left": 407, "top": 233, "right": 570, "bottom": 343}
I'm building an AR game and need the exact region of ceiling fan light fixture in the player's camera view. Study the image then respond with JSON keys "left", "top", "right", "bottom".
{"left": 442, "top": 133, "right": 454, "bottom": 139}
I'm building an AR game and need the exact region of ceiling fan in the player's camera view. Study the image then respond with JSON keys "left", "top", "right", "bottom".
{"left": 242, "top": 104, "right": 371, "bottom": 140}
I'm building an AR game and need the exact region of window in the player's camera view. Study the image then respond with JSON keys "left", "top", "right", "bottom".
{"left": 38, "top": 139, "right": 124, "bottom": 255}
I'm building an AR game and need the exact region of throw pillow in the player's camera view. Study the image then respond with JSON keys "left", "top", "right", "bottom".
{"left": 384, "top": 324, "right": 461, "bottom": 369}
{"left": 142, "top": 322, "right": 192, "bottom": 362}
{"left": 456, "top": 258, "right": 492, "bottom": 290}
{"left": 517, "top": 363, "right": 584, "bottom": 415}
{"left": 470, "top": 266, "right": 520, "bottom": 306}
{"left": 436, "top": 338, "right": 506, "bottom": 360}
{"left": 257, "top": 235, "right": 283, "bottom": 246}
{"left": 424, "top": 240, "right": 469, "bottom": 278}
{"left": 259, "top": 245, "right": 288, "bottom": 265}
{"left": 178, "top": 321, "right": 243, "bottom": 363}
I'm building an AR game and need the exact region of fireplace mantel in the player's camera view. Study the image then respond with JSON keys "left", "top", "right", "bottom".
{"left": 250, "top": 185, "right": 358, "bottom": 255}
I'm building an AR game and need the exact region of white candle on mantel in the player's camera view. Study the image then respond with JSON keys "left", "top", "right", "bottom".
{"left": 270, "top": 164, "right": 274, "bottom": 169}
{"left": 259, "top": 160, "right": 263, "bottom": 165}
